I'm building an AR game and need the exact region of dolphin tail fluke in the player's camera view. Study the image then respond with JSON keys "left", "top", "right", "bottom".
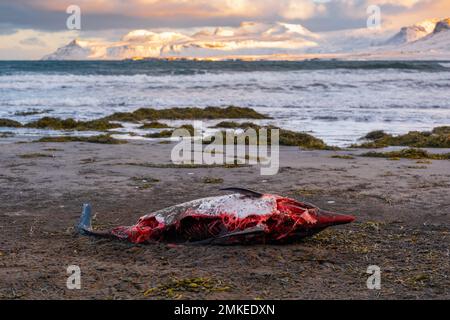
{"left": 77, "top": 203, "right": 93, "bottom": 235}
{"left": 77, "top": 203, "right": 112, "bottom": 238}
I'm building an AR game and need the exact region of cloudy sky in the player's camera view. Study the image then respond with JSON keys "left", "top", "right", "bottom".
{"left": 1, "top": 0, "right": 449, "bottom": 59}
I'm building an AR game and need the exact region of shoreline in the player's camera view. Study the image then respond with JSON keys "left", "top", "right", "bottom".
{"left": 1, "top": 107, "right": 449, "bottom": 150}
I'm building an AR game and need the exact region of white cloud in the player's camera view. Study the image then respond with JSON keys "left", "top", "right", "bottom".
{"left": 0, "top": 29, "right": 80, "bottom": 59}
{"left": 280, "top": 0, "right": 327, "bottom": 19}
{"left": 367, "top": 0, "right": 423, "bottom": 7}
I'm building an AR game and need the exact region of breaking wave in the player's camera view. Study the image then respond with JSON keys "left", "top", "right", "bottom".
{"left": 0, "top": 60, "right": 449, "bottom": 76}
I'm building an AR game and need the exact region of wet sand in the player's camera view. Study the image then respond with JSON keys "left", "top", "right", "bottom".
{"left": 0, "top": 140, "right": 449, "bottom": 299}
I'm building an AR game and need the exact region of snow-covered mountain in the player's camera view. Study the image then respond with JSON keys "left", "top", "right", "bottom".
{"left": 318, "top": 28, "right": 389, "bottom": 53}
{"left": 43, "top": 40, "right": 93, "bottom": 60}
{"left": 42, "top": 22, "right": 321, "bottom": 60}
{"left": 43, "top": 18, "right": 450, "bottom": 60}
{"left": 384, "top": 19, "right": 440, "bottom": 45}
{"left": 360, "top": 18, "right": 450, "bottom": 60}
{"left": 394, "top": 18, "right": 450, "bottom": 55}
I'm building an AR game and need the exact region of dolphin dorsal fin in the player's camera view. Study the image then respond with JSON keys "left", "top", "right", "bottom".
{"left": 220, "top": 187, "right": 263, "bottom": 198}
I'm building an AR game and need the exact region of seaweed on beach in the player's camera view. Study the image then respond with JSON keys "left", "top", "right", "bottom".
{"left": 102, "top": 106, "right": 270, "bottom": 122}
{"left": 36, "top": 134, "right": 126, "bottom": 144}
{"left": 362, "top": 130, "right": 387, "bottom": 141}
{"left": 143, "top": 277, "right": 231, "bottom": 299}
{"left": 212, "top": 121, "right": 262, "bottom": 130}
{"left": 210, "top": 122, "right": 336, "bottom": 150}
{"left": 202, "top": 177, "right": 224, "bottom": 184}
{"left": 176, "top": 124, "right": 195, "bottom": 135}
{"left": 432, "top": 126, "right": 450, "bottom": 135}
{"left": 121, "top": 162, "right": 246, "bottom": 169}
{"left": 331, "top": 155, "right": 355, "bottom": 160}
{"left": 26, "top": 117, "right": 122, "bottom": 131}
{"left": 361, "top": 148, "right": 450, "bottom": 160}
{"left": 354, "top": 127, "right": 450, "bottom": 148}
{"left": 139, "top": 121, "right": 170, "bottom": 129}
{"left": 278, "top": 128, "right": 336, "bottom": 150}
{"left": 144, "top": 125, "right": 195, "bottom": 138}
{"left": 18, "top": 153, "right": 54, "bottom": 159}
{"left": 0, "top": 119, "right": 22, "bottom": 128}
{"left": 144, "top": 130, "right": 174, "bottom": 138}
{"left": 130, "top": 176, "right": 160, "bottom": 190}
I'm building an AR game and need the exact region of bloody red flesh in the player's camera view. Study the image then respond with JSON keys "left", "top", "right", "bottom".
{"left": 110, "top": 195, "right": 355, "bottom": 244}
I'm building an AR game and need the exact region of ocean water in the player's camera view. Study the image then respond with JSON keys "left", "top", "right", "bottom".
{"left": 1, "top": 60, "right": 450, "bottom": 146}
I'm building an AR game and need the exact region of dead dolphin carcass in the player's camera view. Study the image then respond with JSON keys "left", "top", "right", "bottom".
{"left": 77, "top": 188, "right": 355, "bottom": 245}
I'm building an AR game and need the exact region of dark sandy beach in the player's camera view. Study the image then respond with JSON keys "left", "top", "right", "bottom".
{"left": 0, "top": 140, "right": 449, "bottom": 299}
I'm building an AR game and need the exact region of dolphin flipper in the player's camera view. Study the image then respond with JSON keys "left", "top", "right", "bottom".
{"left": 188, "top": 226, "right": 265, "bottom": 245}
{"left": 221, "top": 187, "right": 263, "bottom": 198}
{"left": 209, "top": 226, "right": 265, "bottom": 245}
{"left": 216, "top": 226, "right": 265, "bottom": 239}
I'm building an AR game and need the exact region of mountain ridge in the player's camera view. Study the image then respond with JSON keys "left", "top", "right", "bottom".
{"left": 42, "top": 18, "right": 450, "bottom": 61}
